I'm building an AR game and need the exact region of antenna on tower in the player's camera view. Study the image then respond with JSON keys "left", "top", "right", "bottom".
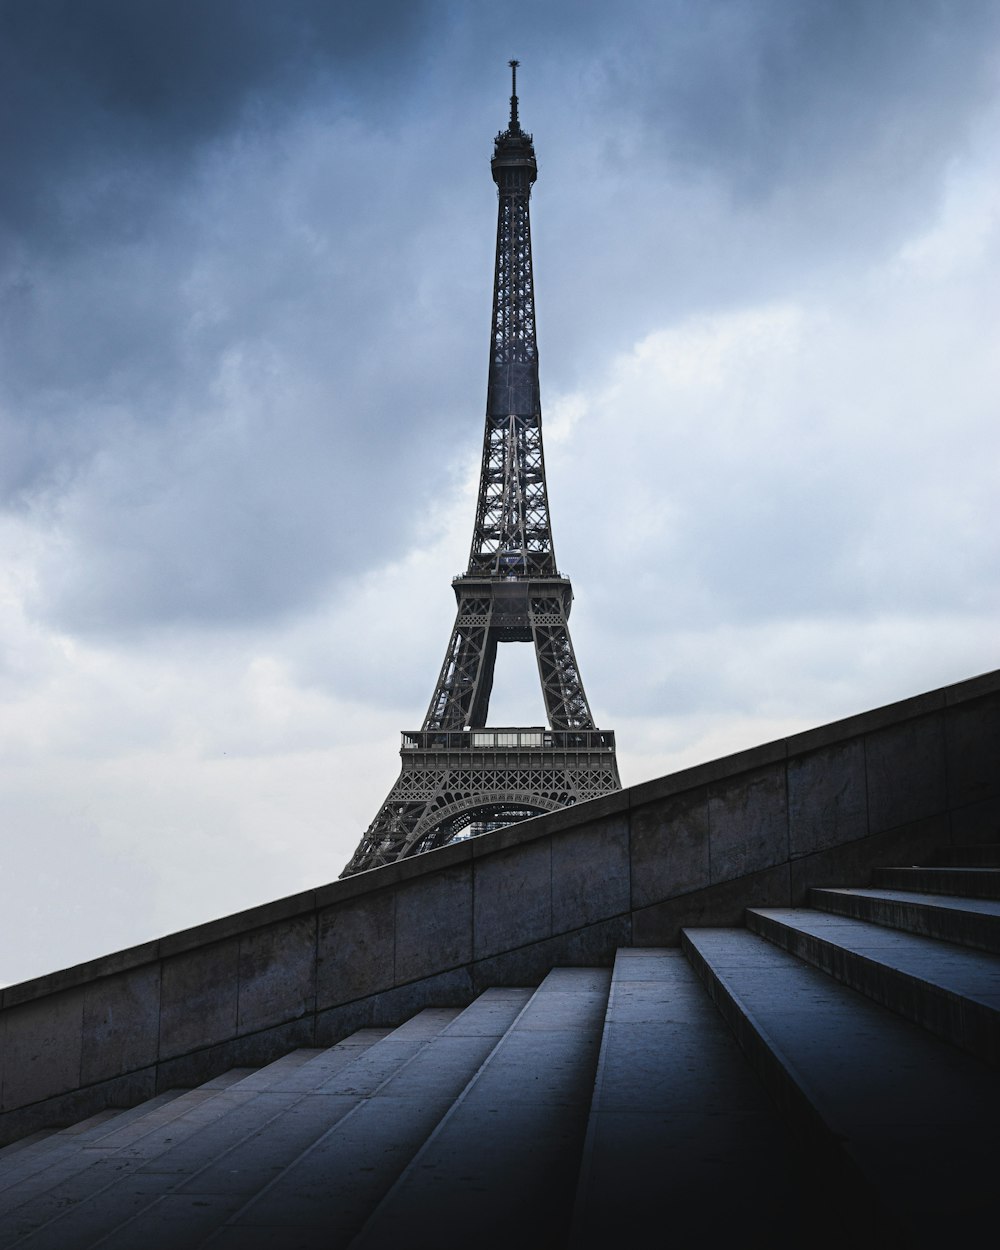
{"left": 509, "top": 58, "right": 520, "bottom": 132}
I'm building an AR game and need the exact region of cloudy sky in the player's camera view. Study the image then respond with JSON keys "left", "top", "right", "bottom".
{"left": 2, "top": 0, "right": 999, "bottom": 985}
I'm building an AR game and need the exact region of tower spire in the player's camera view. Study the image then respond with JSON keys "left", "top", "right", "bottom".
{"left": 340, "top": 68, "right": 620, "bottom": 876}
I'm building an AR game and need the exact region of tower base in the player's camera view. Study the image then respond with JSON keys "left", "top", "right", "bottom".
{"left": 341, "top": 727, "right": 620, "bottom": 875}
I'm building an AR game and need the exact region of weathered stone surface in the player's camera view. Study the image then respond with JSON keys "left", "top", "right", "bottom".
{"left": 0, "top": 988, "right": 85, "bottom": 1110}
{"left": 788, "top": 738, "right": 867, "bottom": 858}
{"left": 945, "top": 668, "right": 1000, "bottom": 704}
{"left": 681, "top": 924, "right": 1000, "bottom": 1247}
{"left": 159, "top": 890, "right": 316, "bottom": 959}
{"left": 866, "top": 713, "right": 947, "bottom": 833}
{"left": 950, "top": 795, "right": 1000, "bottom": 843}
{"left": 945, "top": 697, "right": 1000, "bottom": 809}
{"left": 316, "top": 889, "right": 394, "bottom": 1010}
{"left": 155, "top": 1016, "right": 316, "bottom": 1092}
{"left": 316, "top": 839, "right": 474, "bottom": 909}
{"left": 631, "top": 864, "right": 791, "bottom": 947}
{"left": 630, "top": 789, "right": 710, "bottom": 910}
{"left": 0, "top": 941, "right": 160, "bottom": 1010}
{"left": 572, "top": 949, "right": 806, "bottom": 1246}
{"left": 159, "top": 939, "right": 239, "bottom": 1059}
{"left": 0, "top": 1066, "right": 156, "bottom": 1148}
{"left": 472, "top": 917, "right": 632, "bottom": 991}
{"left": 314, "top": 967, "right": 476, "bottom": 1047}
{"left": 551, "top": 814, "right": 630, "bottom": 934}
{"left": 238, "top": 914, "right": 317, "bottom": 1034}
{"left": 81, "top": 964, "right": 161, "bottom": 1085}
{"left": 629, "top": 739, "right": 786, "bottom": 809}
{"left": 788, "top": 815, "right": 948, "bottom": 904}
{"left": 525, "top": 789, "right": 631, "bottom": 838}
{"left": 790, "top": 687, "right": 945, "bottom": 753}
{"left": 745, "top": 907, "right": 1000, "bottom": 1065}
{"left": 709, "top": 765, "right": 788, "bottom": 883}
{"left": 394, "top": 864, "right": 473, "bottom": 983}
{"left": 474, "top": 837, "right": 552, "bottom": 960}
{"left": 370, "top": 967, "right": 476, "bottom": 1028}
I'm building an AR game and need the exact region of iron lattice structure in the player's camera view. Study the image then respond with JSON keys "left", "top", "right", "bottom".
{"left": 341, "top": 64, "right": 620, "bottom": 876}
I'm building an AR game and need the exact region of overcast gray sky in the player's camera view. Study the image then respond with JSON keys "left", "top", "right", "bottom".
{"left": 2, "top": 0, "right": 999, "bottom": 985}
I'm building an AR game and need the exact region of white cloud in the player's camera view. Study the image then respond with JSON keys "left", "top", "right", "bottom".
{"left": 545, "top": 179, "right": 1000, "bottom": 749}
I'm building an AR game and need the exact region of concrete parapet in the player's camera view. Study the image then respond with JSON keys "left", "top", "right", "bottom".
{"left": 1, "top": 667, "right": 998, "bottom": 1145}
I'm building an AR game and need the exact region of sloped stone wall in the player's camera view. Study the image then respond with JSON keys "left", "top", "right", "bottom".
{"left": 1, "top": 668, "right": 997, "bottom": 1145}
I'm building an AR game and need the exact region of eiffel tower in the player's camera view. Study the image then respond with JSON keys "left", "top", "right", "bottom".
{"left": 341, "top": 63, "right": 621, "bottom": 876}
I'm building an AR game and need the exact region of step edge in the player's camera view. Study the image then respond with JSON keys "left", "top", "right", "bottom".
{"left": 679, "top": 928, "right": 882, "bottom": 1225}
{"left": 346, "top": 969, "right": 608, "bottom": 1249}
{"left": 746, "top": 909, "right": 1000, "bottom": 1064}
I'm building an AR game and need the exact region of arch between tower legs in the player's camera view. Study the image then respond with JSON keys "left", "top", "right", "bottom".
{"left": 340, "top": 733, "right": 620, "bottom": 874}
{"left": 405, "top": 793, "right": 563, "bottom": 856}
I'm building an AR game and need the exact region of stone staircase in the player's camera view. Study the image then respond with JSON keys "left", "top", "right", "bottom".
{"left": 1, "top": 845, "right": 997, "bottom": 1249}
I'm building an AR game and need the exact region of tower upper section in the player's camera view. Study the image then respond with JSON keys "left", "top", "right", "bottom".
{"left": 469, "top": 61, "right": 556, "bottom": 580}
{"left": 488, "top": 58, "right": 538, "bottom": 378}
{"left": 491, "top": 59, "right": 537, "bottom": 193}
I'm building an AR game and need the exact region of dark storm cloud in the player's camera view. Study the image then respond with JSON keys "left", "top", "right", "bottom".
{"left": 0, "top": 0, "right": 431, "bottom": 240}
{"left": 0, "top": 0, "right": 439, "bottom": 461}
{"left": 0, "top": 0, "right": 467, "bottom": 635}
{"left": 603, "top": 0, "right": 1000, "bottom": 198}
{"left": 2, "top": 0, "right": 997, "bottom": 639}
{"left": 531, "top": 0, "right": 1000, "bottom": 375}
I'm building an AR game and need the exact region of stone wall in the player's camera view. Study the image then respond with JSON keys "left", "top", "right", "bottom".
{"left": 1, "top": 668, "right": 998, "bottom": 1145}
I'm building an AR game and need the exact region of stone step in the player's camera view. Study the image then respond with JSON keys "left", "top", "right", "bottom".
{"left": 0, "top": 1086, "right": 204, "bottom": 1173}
{"left": 0, "top": 1109, "right": 127, "bottom": 1174}
{"left": 810, "top": 886, "right": 1000, "bottom": 955}
{"left": 64, "top": 1069, "right": 258, "bottom": 1153}
{"left": 347, "top": 967, "right": 612, "bottom": 1250}
{"left": 0, "top": 1062, "right": 275, "bottom": 1196}
{"left": 871, "top": 865, "right": 1000, "bottom": 899}
{"left": 215, "top": 1047, "right": 327, "bottom": 1088}
{"left": 10, "top": 1000, "right": 531, "bottom": 1250}
{"left": 0, "top": 1106, "right": 143, "bottom": 1189}
{"left": 567, "top": 948, "right": 810, "bottom": 1249}
{"left": 0, "top": 1088, "right": 200, "bottom": 1211}
{"left": 186, "top": 986, "right": 536, "bottom": 1250}
{"left": 682, "top": 926, "right": 1000, "bottom": 1247}
{"left": 0, "top": 1128, "right": 61, "bottom": 1163}
{"left": 746, "top": 907, "right": 1000, "bottom": 1065}
{"left": 929, "top": 844, "right": 1000, "bottom": 867}
{"left": 0, "top": 1027, "right": 404, "bottom": 1249}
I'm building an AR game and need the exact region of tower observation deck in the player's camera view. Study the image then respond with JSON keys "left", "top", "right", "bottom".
{"left": 341, "top": 63, "right": 621, "bottom": 876}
